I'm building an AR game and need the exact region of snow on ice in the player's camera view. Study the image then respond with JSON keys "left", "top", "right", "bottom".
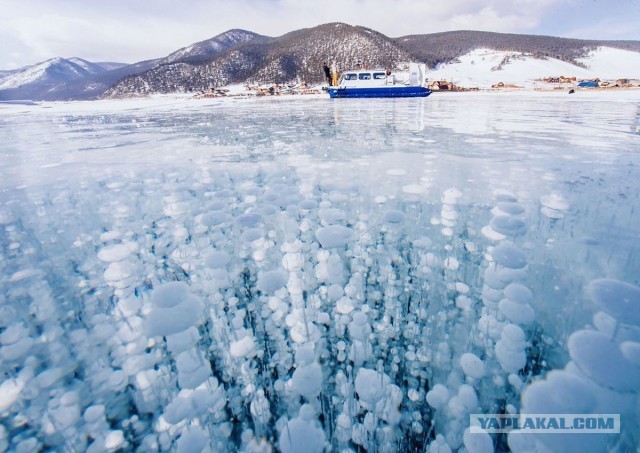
{"left": 0, "top": 91, "right": 639, "bottom": 451}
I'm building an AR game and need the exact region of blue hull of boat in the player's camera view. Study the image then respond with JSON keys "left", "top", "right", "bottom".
{"left": 328, "top": 86, "right": 431, "bottom": 98}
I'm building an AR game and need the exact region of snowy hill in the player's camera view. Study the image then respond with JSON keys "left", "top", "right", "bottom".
{"left": 396, "top": 30, "right": 640, "bottom": 68}
{"left": 426, "top": 47, "right": 640, "bottom": 89}
{"left": 577, "top": 47, "right": 640, "bottom": 79}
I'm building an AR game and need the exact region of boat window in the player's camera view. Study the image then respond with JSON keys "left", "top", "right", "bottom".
{"left": 373, "top": 73, "right": 386, "bottom": 79}
{"left": 358, "top": 73, "right": 372, "bottom": 80}
{"left": 343, "top": 73, "right": 357, "bottom": 80}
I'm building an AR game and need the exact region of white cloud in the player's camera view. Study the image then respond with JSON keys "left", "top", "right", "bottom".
{"left": 0, "top": 0, "right": 635, "bottom": 69}
{"left": 446, "top": 6, "right": 539, "bottom": 33}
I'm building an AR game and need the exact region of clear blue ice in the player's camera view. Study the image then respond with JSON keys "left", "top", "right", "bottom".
{"left": 1, "top": 92, "right": 639, "bottom": 451}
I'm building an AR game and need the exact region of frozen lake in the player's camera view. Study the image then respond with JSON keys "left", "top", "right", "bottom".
{"left": 1, "top": 92, "right": 639, "bottom": 451}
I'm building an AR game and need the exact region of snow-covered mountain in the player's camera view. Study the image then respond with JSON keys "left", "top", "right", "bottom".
{"left": 0, "top": 57, "right": 102, "bottom": 90}
{"left": 0, "top": 69, "right": 18, "bottom": 79}
{"left": 92, "top": 61, "right": 129, "bottom": 71}
{"left": 161, "top": 29, "right": 266, "bottom": 64}
{"left": 0, "top": 57, "right": 139, "bottom": 101}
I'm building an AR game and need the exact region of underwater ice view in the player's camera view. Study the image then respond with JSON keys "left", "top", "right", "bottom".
{"left": 1, "top": 92, "right": 639, "bottom": 452}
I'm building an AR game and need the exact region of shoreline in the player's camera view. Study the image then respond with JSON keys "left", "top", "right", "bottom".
{"left": 2, "top": 86, "right": 640, "bottom": 111}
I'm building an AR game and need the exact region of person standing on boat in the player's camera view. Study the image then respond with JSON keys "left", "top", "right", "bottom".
{"left": 331, "top": 61, "right": 339, "bottom": 86}
{"left": 323, "top": 63, "right": 332, "bottom": 85}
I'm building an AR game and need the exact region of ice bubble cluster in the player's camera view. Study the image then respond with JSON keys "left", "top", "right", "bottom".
{"left": 509, "top": 278, "right": 640, "bottom": 452}
{"left": 1, "top": 125, "right": 637, "bottom": 452}
{"left": 495, "top": 324, "right": 527, "bottom": 373}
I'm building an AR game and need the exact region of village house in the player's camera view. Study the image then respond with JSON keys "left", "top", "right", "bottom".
{"left": 543, "top": 76, "right": 576, "bottom": 83}
{"left": 577, "top": 78, "right": 600, "bottom": 88}
{"left": 428, "top": 80, "right": 454, "bottom": 91}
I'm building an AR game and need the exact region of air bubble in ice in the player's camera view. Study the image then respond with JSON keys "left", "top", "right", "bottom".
{"left": 568, "top": 329, "right": 640, "bottom": 392}
{"left": 489, "top": 216, "right": 526, "bottom": 237}
{"left": 384, "top": 210, "right": 406, "bottom": 224}
{"left": 204, "top": 250, "right": 230, "bottom": 269}
{"left": 355, "top": 368, "right": 390, "bottom": 406}
{"left": 586, "top": 279, "right": 640, "bottom": 326}
{"left": 426, "top": 384, "right": 450, "bottom": 409}
{"left": 496, "top": 201, "right": 525, "bottom": 215}
{"left": 460, "top": 353, "right": 486, "bottom": 379}
{"left": 490, "top": 243, "right": 527, "bottom": 269}
{"left": 316, "top": 225, "right": 353, "bottom": 248}
{"left": 257, "top": 270, "right": 288, "bottom": 293}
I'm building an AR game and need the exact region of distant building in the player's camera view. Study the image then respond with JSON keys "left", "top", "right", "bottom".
{"left": 578, "top": 80, "right": 599, "bottom": 88}
{"left": 490, "top": 82, "right": 522, "bottom": 89}
{"left": 429, "top": 80, "right": 453, "bottom": 90}
{"left": 542, "top": 76, "right": 576, "bottom": 84}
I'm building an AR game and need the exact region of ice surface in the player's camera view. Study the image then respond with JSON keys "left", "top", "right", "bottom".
{"left": 1, "top": 92, "right": 639, "bottom": 451}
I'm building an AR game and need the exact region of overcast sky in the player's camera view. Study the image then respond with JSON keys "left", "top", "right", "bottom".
{"left": 1, "top": 0, "right": 639, "bottom": 69}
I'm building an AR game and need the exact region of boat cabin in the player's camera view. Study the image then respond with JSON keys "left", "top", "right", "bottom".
{"left": 337, "top": 70, "right": 400, "bottom": 87}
